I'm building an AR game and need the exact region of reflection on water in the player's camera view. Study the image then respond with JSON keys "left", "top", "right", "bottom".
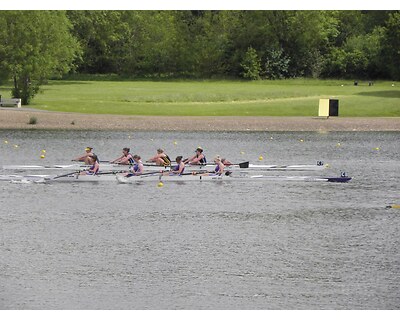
{"left": 0, "top": 130, "right": 399, "bottom": 309}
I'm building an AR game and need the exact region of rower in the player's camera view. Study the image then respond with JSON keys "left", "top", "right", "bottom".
{"left": 73, "top": 147, "right": 95, "bottom": 165}
{"left": 192, "top": 156, "right": 224, "bottom": 176}
{"left": 80, "top": 154, "right": 99, "bottom": 175}
{"left": 184, "top": 147, "right": 207, "bottom": 165}
{"left": 221, "top": 158, "right": 233, "bottom": 166}
{"left": 168, "top": 156, "right": 185, "bottom": 175}
{"left": 125, "top": 155, "right": 144, "bottom": 176}
{"left": 148, "top": 148, "right": 172, "bottom": 166}
{"left": 212, "top": 156, "right": 225, "bottom": 176}
{"left": 110, "top": 147, "right": 134, "bottom": 165}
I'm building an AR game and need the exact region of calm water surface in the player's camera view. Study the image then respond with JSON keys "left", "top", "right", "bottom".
{"left": 0, "top": 130, "right": 399, "bottom": 309}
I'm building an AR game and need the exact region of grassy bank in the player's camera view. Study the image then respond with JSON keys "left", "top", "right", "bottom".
{"left": 1, "top": 79, "right": 399, "bottom": 116}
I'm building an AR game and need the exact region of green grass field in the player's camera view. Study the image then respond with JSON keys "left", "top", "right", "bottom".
{"left": 1, "top": 79, "right": 399, "bottom": 116}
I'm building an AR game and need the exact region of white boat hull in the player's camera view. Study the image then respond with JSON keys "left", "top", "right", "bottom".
{"left": 0, "top": 172, "right": 351, "bottom": 183}
{"left": 2, "top": 162, "right": 326, "bottom": 172}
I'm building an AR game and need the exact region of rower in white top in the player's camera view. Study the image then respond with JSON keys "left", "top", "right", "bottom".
{"left": 72, "top": 147, "right": 95, "bottom": 165}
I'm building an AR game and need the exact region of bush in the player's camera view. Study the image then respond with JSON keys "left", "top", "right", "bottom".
{"left": 240, "top": 47, "right": 261, "bottom": 80}
{"left": 263, "top": 49, "right": 290, "bottom": 80}
{"left": 28, "top": 116, "right": 37, "bottom": 125}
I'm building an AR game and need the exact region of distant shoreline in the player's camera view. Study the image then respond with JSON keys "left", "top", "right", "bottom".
{"left": 1, "top": 108, "right": 399, "bottom": 131}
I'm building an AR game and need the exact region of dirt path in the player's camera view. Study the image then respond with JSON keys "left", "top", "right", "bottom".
{"left": 1, "top": 107, "right": 399, "bottom": 131}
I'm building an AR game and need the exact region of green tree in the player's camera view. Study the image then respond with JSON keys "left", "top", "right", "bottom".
{"left": 67, "top": 11, "right": 139, "bottom": 75}
{"left": 382, "top": 12, "right": 400, "bottom": 80}
{"left": 263, "top": 48, "right": 290, "bottom": 79}
{"left": 240, "top": 47, "right": 261, "bottom": 80}
{"left": 0, "top": 11, "right": 80, "bottom": 104}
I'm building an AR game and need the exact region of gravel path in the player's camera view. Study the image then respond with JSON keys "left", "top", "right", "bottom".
{"left": 1, "top": 107, "right": 399, "bottom": 131}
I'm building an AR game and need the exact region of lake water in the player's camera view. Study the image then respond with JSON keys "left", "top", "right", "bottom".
{"left": 0, "top": 130, "right": 399, "bottom": 309}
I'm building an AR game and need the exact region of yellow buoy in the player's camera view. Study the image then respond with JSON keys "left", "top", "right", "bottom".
{"left": 41, "top": 149, "right": 46, "bottom": 153}
{"left": 240, "top": 151, "right": 245, "bottom": 155}
{"left": 374, "top": 147, "right": 380, "bottom": 151}
{"left": 157, "top": 182, "right": 164, "bottom": 187}
{"left": 4, "top": 140, "right": 8, "bottom": 144}
{"left": 337, "top": 143, "right": 341, "bottom": 147}
{"left": 14, "top": 144, "right": 19, "bottom": 148}
{"left": 40, "top": 154, "right": 45, "bottom": 159}
{"left": 258, "top": 156, "right": 264, "bottom": 161}
{"left": 300, "top": 139, "right": 304, "bottom": 142}
{"left": 173, "top": 141, "right": 177, "bottom": 145}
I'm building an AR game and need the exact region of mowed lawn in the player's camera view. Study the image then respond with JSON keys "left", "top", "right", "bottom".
{"left": 1, "top": 79, "right": 400, "bottom": 116}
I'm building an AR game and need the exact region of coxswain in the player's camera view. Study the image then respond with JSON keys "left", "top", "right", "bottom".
{"left": 184, "top": 147, "right": 207, "bottom": 165}
{"left": 148, "top": 148, "right": 172, "bottom": 166}
{"left": 125, "top": 155, "right": 144, "bottom": 176}
{"left": 73, "top": 147, "right": 95, "bottom": 165}
{"left": 168, "top": 156, "right": 185, "bottom": 175}
{"left": 110, "top": 147, "right": 134, "bottom": 165}
{"left": 80, "top": 154, "right": 99, "bottom": 175}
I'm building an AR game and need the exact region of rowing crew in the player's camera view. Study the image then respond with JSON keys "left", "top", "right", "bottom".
{"left": 123, "top": 155, "right": 226, "bottom": 177}
{"left": 73, "top": 146, "right": 231, "bottom": 165}
{"left": 73, "top": 146, "right": 231, "bottom": 175}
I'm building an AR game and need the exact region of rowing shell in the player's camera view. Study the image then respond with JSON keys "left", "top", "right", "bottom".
{"left": 115, "top": 174, "right": 352, "bottom": 183}
{"left": 2, "top": 161, "right": 326, "bottom": 172}
{"left": 0, "top": 173, "right": 351, "bottom": 183}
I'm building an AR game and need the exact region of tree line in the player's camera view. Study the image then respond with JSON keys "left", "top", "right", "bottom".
{"left": 0, "top": 10, "right": 399, "bottom": 104}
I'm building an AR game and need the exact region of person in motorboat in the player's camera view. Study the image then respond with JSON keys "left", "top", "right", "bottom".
{"left": 110, "top": 147, "right": 134, "bottom": 165}
{"left": 167, "top": 156, "right": 185, "bottom": 175}
{"left": 80, "top": 154, "right": 100, "bottom": 175}
{"left": 124, "top": 155, "right": 144, "bottom": 176}
{"left": 183, "top": 147, "right": 207, "bottom": 165}
{"left": 72, "top": 147, "right": 95, "bottom": 165}
{"left": 148, "top": 148, "right": 172, "bottom": 166}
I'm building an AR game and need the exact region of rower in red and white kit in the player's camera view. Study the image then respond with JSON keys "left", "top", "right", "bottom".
{"left": 80, "top": 154, "right": 100, "bottom": 175}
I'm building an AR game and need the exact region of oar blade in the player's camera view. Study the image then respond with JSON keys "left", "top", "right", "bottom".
{"left": 238, "top": 161, "right": 249, "bottom": 168}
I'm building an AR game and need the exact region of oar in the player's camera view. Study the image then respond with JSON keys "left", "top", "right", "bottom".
{"left": 126, "top": 169, "right": 170, "bottom": 178}
{"left": 96, "top": 170, "right": 128, "bottom": 175}
{"left": 236, "top": 161, "right": 249, "bottom": 168}
{"left": 180, "top": 170, "right": 209, "bottom": 176}
{"left": 185, "top": 161, "right": 249, "bottom": 168}
{"left": 52, "top": 170, "right": 81, "bottom": 180}
{"left": 186, "top": 169, "right": 233, "bottom": 176}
